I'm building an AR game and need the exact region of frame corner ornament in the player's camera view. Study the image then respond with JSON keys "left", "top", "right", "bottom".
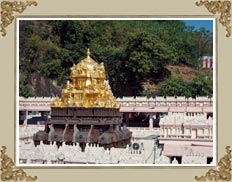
{"left": 0, "top": 146, "right": 37, "bottom": 181}
{"left": 0, "top": 0, "right": 38, "bottom": 37}
{"left": 196, "top": 0, "right": 231, "bottom": 38}
{"left": 195, "top": 146, "right": 232, "bottom": 181}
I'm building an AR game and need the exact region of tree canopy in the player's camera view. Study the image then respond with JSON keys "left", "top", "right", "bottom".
{"left": 19, "top": 20, "right": 213, "bottom": 98}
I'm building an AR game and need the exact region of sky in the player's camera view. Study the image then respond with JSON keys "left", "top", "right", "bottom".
{"left": 182, "top": 20, "right": 213, "bottom": 32}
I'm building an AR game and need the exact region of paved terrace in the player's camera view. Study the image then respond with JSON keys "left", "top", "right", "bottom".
{"left": 19, "top": 96, "right": 213, "bottom": 113}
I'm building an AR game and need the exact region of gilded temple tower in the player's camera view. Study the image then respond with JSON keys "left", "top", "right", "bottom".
{"left": 51, "top": 48, "right": 119, "bottom": 109}
{"left": 34, "top": 49, "right": 132, "bottom": 151}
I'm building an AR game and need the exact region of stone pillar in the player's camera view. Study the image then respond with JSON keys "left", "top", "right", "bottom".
{"left": 73, "top": 124, "right": 79, "bottom": 142}
{"left": 48, "top": 124, "right": 55, "bottom": 141}
{"left": 210, "top": 58, "right": 213, "bottom": 69}
{"left": 209, "top": 128, "right": 212, "bottom": 138}
{"left": 62, "top": 124, "right": 68, "bottom": 142}
{"left": 23, "top": 110, "right": 28, "bottom": 126}
{"left": 125, "top": 113, "right": 130, "bottom": 126}
{"left": 149, "top": 114, "right": 153, "bottom": 129}
{"left": 178, "top": 127, "right": 181, "bottom": 137}
{"left": 164, "top": 128, "right": 167, "bottom": 138}
{"left": 176, "top": 127, "right": 179, "bottom": 137}
{"left": 205, "top": 58, "right": 208, "bottom": 68}
{"left": 87, "top": 125, "right": 93, "bottom": 143}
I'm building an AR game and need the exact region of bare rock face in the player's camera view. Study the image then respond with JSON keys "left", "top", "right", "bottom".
{"left": 28, "top": 73, "right": 62, "bottom": 97}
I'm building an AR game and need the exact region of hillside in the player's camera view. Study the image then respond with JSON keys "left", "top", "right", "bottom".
{"left": 141, "top": 64, "right": 209, "bottom": 96}
{"left": 19, "top": 20, "right": 213, "bottom": 98}
{"left": 22, "top": 63, "right": 211, "bottom": 98}
{"left": 166, "top": 64, "right": 196, "bottom": 82}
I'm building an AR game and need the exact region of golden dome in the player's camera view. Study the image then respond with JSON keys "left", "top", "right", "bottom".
{"left": 51, "top": 49, "right": 120, "bottom": 109}
{"left": 70, "top": 48, "right": 105, "bottom": 80}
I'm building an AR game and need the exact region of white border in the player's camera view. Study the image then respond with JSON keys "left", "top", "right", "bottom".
{"left": 16, "top": 17, "right": 216, "bottom": 167}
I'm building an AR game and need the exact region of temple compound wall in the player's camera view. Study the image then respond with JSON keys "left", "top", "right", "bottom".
{"left": 19, "top": 96, "right": 213, "bottom": 111}
{"left": 19, "top": 96, "right": 213, "bottom": 128}
{"left": 157, "top": 112, "right": 213, "bottom": 164}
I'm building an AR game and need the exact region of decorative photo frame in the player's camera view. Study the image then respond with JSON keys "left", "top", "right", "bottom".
{"left": 0, "top": 0, "right": 231, "bottom": 182}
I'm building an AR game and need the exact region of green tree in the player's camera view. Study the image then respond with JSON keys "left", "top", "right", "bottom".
{"left": 19, "top": 84, "right": 32, "bottom": 98}
{"left": 191, "top": 71, "right": 213, "bottom": 97}
{"left": 120, "top": 31, "right": 173, "bottom": 95}
{"left": 159, "top": 78, "right": 193, "bottom": 97}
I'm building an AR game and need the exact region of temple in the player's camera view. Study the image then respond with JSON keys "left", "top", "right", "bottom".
{"left": 21, "top": 49, "right": 213, "bottom": 164}
{"left": 33, "top": 49, "right": 132, "bottom": 151}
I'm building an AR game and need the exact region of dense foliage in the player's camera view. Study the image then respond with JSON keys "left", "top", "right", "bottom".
{"left": 19, "top": 20, "right": 213, "bottom": 98}
{"left": 159, "top": 71, "right": 213, "bottom": 98}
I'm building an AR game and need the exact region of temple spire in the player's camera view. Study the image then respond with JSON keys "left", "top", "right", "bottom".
{"left": 51, "top": 49, "right": 119, "bottom": 109}
{"left": 87, "top": 48, "right": 91, "bottom": 58}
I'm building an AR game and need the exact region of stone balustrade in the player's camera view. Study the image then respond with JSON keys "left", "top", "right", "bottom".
{"left": 19, "top": 96, "right": 213, "bottom": 112}
{"left": 118, "top": 96, "right": 212, "bottom": 107}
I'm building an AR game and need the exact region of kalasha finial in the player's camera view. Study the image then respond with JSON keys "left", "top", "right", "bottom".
{"left": 87, "top": 48, "right": 90, "bottom": 58}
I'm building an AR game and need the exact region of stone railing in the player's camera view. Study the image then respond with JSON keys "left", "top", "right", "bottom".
{"left": 19, "top": 96, "right": 213, "bottom": 109}
{"left": 19, "top": 96, "right": 54, "bottom": 107}
{"left": 117, "top": 96, "right": 212, "bottom": 107}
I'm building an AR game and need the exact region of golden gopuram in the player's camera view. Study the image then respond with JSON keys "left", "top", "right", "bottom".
{"left": 33, "top": 49, "right": 132, "bottom": 151}
{"left": 51, "top": 49, "right": 120, "bottom": 109}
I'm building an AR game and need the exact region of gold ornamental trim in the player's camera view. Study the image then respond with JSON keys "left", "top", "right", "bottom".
{"left": 0, "top": 146, "right": 37, "bottom": 181}
{"left": 0, "top": 0, "right": 37, "bottom": 37}
{"left": 196, "top": 0, "right": 231, "bottom": 37}
{"left": 195, "top": 146, "right": 232, "bottom": 181}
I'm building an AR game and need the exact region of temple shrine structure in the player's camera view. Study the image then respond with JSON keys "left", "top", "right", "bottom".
{"left": 159, "top": 112, "right": 213, "bottom": 164}
{"left": 33, "top": 49, "right": 132, "bottom": 151}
